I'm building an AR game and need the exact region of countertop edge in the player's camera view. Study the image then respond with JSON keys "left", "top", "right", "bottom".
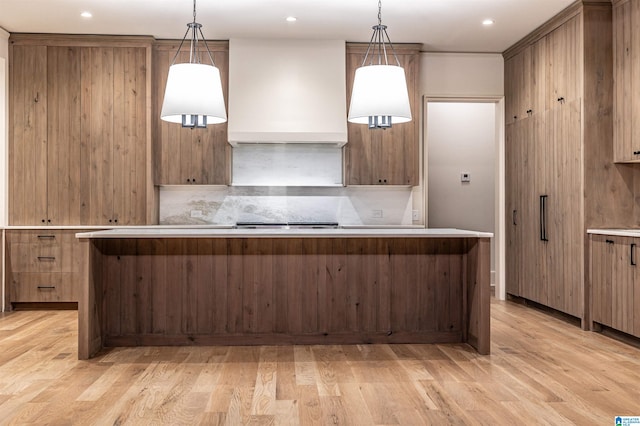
{"left": 75, "top": 227, "right": 494, "bottom": 239}
{"left": 587, "top": 229, "right": 640, "bottom": 237}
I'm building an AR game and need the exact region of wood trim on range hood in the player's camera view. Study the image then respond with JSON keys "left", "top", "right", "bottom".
{"left": 227, "top": 38, "right": 347, "bottom": 146}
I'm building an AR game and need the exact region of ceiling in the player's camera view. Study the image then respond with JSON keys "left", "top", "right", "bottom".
{"left": 0, "top": 0, "right": 575, "bottom": 53}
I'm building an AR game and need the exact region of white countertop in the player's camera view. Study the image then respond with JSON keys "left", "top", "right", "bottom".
{"left": 75, "top": 227, "right": 493, "bottom": 239}
{"left": 587, "top": 229, "right": 640, "bottom": 237}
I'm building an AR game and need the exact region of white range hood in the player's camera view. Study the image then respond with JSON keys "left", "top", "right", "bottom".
{"left": 228, "top": 38, "right": 347, "bottom": 146}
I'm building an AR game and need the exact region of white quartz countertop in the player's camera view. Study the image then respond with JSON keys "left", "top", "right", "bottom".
{"left": 587, "top": 229, "right": 640, "bottom": 237}
{"left": 75, "top": 227, "right": 493, "bottom": 239}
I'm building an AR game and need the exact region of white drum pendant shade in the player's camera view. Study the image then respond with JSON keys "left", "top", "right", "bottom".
{"left": 348, "top": 64, "right": 411, "bottom": 125}
{"left": 161, "top": 63, "right": 227, "bottom": 125}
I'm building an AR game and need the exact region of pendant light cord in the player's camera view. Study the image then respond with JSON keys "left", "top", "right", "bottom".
{"left": 360, "top": 0, "right": 401, "bottom": 68}
{"left": 170, "top": 0, "right": 216, "bottom": 67}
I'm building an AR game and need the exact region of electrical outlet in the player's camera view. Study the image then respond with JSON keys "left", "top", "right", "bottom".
{"left": 190, "top": 209, "right": 204, "bottom": 218}
{"left": 412, "top": 210, "right": 419, "bottom": 221}
{"left": 372, "top": 209, "right": 383, "bottom": 218}
{"left": 461, "top": 172, "right": 471, "bottom": 183}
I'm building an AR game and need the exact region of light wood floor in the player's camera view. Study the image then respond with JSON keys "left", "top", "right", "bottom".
{"left": 0, "top": 300, "right": 639, "bottom": 425}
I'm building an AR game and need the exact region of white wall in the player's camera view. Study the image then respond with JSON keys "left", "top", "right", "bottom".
{"left": 426, "top": 102, "right": 496, "bottom": 276}
{"left": 420, "top": 52, "right": 504, "bottom": 97}
{"left": 416, "top": 51, "right": 504, "bottom": 297}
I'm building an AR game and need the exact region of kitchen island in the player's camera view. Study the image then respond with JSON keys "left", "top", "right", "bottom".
{"left": 75, "top": 228, "right": 491, "bottom": 359}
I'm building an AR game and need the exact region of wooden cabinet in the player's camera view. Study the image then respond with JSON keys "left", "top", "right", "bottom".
{"left": 9, "top": 35, "right": 155, "bottom": 226}
{"left": 590, "top": 234, "right": 640, "bottom": 337}
{"left": 613, "top": 0, "right": 640, "bottom": 162}
{"left": 82, "top": 46, "right": 149, "bottom": 225}
{"left": 504, "top": 2, "right": 632, "bottom": 324}
{"left": 546, "top": 15, "right": 581, "bottom": 107}
{"left": 9, "top": 45, "right": 83, "bottom": 225}
{"left": 344, "top": 43, "right": 421, "bottom": 186}
{"left": 153, "top": 41, "right": 230, "bottom": 185}
{"left": 504, "top": 37, "right": 547, "bottom": 125}
{"left": 5, "top": 230, "right": 88, "bottom": 308}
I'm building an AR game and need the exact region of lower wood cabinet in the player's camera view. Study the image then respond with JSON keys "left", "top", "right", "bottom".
{"left": 5, "top": 229, "right": 89, "bottom": 309}
{"left": 590, "top": 234, "right": 640, "bottom": 337}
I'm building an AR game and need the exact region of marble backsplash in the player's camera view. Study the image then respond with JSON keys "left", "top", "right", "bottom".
{"left": 160, "top": 186, "right": 414, "bottom": 225}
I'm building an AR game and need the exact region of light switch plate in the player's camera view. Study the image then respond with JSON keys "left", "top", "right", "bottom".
{"left": 461, "top": 172, "right": 471, "bottom": 183}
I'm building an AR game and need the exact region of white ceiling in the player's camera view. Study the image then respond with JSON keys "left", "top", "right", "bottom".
{"left": 0, "top": 0, "right": 575, "bottom": 53}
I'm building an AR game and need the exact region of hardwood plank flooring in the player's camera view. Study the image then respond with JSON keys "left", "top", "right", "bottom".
{"left": 0, "top": 300, "right": 639, "bottom": 425}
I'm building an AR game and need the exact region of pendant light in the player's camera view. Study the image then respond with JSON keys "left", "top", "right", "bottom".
{"left": 161, "top": 0, "right": 227, "bottom": 128}
{"left": 348, "top": 0, "right": 411, "bottom": 129}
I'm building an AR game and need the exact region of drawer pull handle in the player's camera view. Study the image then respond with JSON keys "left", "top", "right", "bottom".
{"left": 37, "top": 286, "right": 56, "bottom": 290}
{"left": 37, "top": 256, "right": 56, "bottom": 261}
{"left": 605, "top": 239, "right": 615, "bottom": 244}
{"left": 37, "top": 235, "right": 56, "bottom": 240}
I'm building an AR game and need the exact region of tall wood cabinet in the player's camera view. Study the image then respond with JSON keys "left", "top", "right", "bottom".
{"left": 153, "top": 41, "right": 230, "bottom": 185}
{"left": 504, "top": 1, "right": 635, "bottom": 324}
{"left": 9, "top": 35, "right": 156, "bottom": 226}
{"left": 344, "top": 43, "right": 421, "bottom": 186}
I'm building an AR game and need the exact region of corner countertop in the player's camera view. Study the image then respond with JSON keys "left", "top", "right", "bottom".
{"left": 75, "top": 227, "right": 493, "bottom": 239}
{"left": 587, "top": 229, "right": 640, "bottom": 238}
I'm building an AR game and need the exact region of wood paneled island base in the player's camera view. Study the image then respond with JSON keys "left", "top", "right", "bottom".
{"left": 77, "top": 231, "right": 490, "bottom": 359}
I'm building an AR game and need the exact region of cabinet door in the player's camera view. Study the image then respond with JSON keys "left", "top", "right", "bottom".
{"left": 83, "top": 47, "right": 115, "bottom": 224}
{"left": 612, "top": 236, "right": 635, "bottom": 334}
{"left": 9, "top": 45, "right": 48, "bottom": 225}
{"left": 613, "top": 0, "right": 640, "bottom": 162}
{"left": 505, "top": 122, "right": 520, "bottom": 296}
{"left": 590, "top": 235, "right": 613, "bottom": 327}
{"left": 546, "top": 15, "right": 581, "bottom": 108}
{"left": 547, "top": 99, "right": 583, "bottom": 317}
{"left": 522, "top": 113, "right": 547, "bottom": 305}
{"left": 83, "top": 47, "right": 148, "bottom": 225}
{"left": 47, "top": 46, "right": 83, "bottom": 225}
{"left": 504, "top": 51, "right": 524, "bottom": 125}
{"left": 345, "top": 46, "right": 419, "bottom": 186}
{"left": 111, "top": 47, "right": 148, "bottom": 225}
{"left": 154, "top": 44, "right": 230, "bottom": 185}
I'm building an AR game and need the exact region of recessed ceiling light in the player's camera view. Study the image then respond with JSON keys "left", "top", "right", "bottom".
{"left": 81, "top": 11, "right": 93, "bottom": 18}
{"left": 482, "top": 19, "right": 495, "bottom": 26}
{"left": 286, "top": 16, "right": 297, "bottom": 22}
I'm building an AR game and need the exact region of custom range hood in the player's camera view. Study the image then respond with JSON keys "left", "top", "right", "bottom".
{"left": 228, "top": 39, "right": 347, "bottom": 146}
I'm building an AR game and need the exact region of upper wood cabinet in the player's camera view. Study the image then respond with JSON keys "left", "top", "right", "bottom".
{"left": 153, "top": 41, "right": 230, "bottom": 185}
{"left": 9, "top": 35, "right": 155, "bottom": 226}
{"left": 504, "top": 43, "right": 546, "bottom": 124}
{"left": 344, "top": 43, "right": 421, "bottom": 186}
{"left": 546, "top": 15, "right": 581, "bottom": 107}
{"left": 613, "top": 0, "right": 640, "bottom": 162}
{"left": 10, "top": 45, "right": 83, "bottom": 225}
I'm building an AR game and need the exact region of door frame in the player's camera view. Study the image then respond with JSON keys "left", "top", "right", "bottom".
{"left": 422, "top": 96, "right": 506, "bottom": 300}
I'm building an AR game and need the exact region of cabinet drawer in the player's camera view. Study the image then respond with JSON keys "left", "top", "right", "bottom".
{"left": 10, "top": 272, "right": 78, "bottom": 303}
{"left": 6, "top": 230, "right": 85, "bottom": 273}
{"left": 6, "top": 230, "right": 64, "bottom": 244}
{"left": 8, "top": 243, "right": 62, "bottom": 272}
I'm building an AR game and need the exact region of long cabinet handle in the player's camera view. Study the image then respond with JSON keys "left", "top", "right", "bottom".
{"left": 605, "top": 239, "right": 615, "bottom": 244}
{"left": 37, "top": 256, "right": 56, "bottom": 261}
{"left": 632, "top": 243, "right": 637, "bottom": 266}
{"left": 37, "top": 286, "right": 56, "bottom": 290}
{"left": 539, "top": 195, "right": 548, "bottom": 241}
{"left": 37, "top": 235, "right": 56, "bottom": 240}
{"left": 512, "top": 210, "right": 517, "bottom": 226}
